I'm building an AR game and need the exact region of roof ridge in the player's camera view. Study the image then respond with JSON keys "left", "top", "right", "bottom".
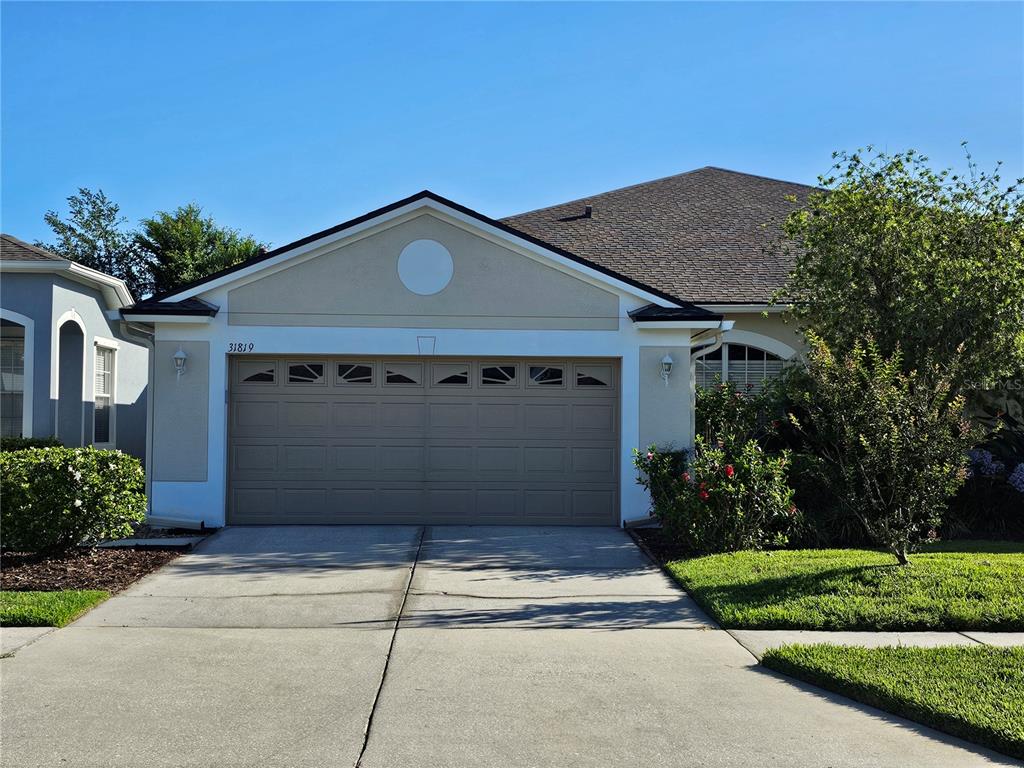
{"left": 501, "top": 166, "right": 816, "bottom": 221}
{"left": 700, "top": 166, "right": 819, "bottom": 190}
{"left": 501, "top": 167, "right": 714, "bottom": 220}
{"left": 0, "top": 233, "right": 67, "bottom": 262}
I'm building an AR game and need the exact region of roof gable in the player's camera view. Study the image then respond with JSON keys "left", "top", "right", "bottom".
{"left": 148, "top": 190, "right": 696, "bottom": 310}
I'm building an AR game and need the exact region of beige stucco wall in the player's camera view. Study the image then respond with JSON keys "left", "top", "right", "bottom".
{"left": 639, "top": 345, "right": 690, "bottom": 451}
{"left": 152, "top": 340, "right": 209, "bottom": 482}
{"left": 227, "top": 213, "right": 619, "bottom": 330}
{"left": 723, "top": 312, "right": 804, "bottom": 357}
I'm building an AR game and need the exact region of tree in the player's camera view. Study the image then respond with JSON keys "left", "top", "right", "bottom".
{"left": 40, "top": 188, "right": 153, "bottom": 299}
{"left": 137, "top": 203, "right": 265, "bottom": 296}
{"left": 780, "top": 147, "right": 1024, "bottom": 396}
{"left": 788, "top": 335, "right": 981, "bottom": 565}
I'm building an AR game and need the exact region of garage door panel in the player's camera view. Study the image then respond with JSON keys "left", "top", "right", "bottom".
{"left": 280, "top": 401, "right": 330, "bottom": 429}
{"left": 332, "top": 402, "right": 376, "bottom": 428}
{"left": 380, "top": 403, "right": 427, "bottom": 429}
{"left": 477, "top": 403, "right": 518, "bottom": 430}
{"left": 228, "top": 357, "right": 619, "bottom": 525}
{"left": 524, "top": 446, "right": 568, "bottom": 474}
{"left": 572, "top": 403, "right": 616, "bottom": 432}
{"left": 572, "top": 490, "right": 616, "bottom": 524}
{"left": 233, "top": 444, "right": 278, "bottom": 473}
{"left": 380, "top": 445, "right": 424, "bottom": 473}
{"left": 523, "top": 404, "right": 569, "bottom": 432}
{"left": 234, "top": 401, "right": 278, "bottom": 431}
{"left": 281, "top": 445, "right": 327, "bottom": 472}
{"left": 333, "top": 446, "right": 376, "bottom": 474}
{"left": 571, "top": 446, "right": 617, "bottom": 475}
{"left": 476, "top": 446, "right": 521, "bottom": 474}
{"left": 523, "top": 490, "right": 570, "bottom": 522}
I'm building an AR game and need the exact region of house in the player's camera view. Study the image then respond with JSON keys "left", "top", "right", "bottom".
{"left": 123, "top": 167, "right": 813, "bottom": 528}
{"left": 0, "top": 235, "right": 150, "bottom": 458}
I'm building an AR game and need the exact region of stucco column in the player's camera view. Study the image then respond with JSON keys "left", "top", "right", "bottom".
{"left": 638, "top": 345, "right": 692, "bottom": 453}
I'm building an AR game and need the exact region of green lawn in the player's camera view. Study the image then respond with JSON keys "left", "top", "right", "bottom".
{"left": 763, "top": 644, "right": 1024, "bottom": 760}
{"left": 0, "top": 590, "right": 109, "bottom": 627}
{"left": 665, "top": 541, "right": 1024, "bottom": 630}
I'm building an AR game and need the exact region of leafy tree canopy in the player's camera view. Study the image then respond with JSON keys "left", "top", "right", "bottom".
{"left": 39, "top": 188, "right": 153, "bottom": 299}
{"left": 780, "top": 147, "right": 1024, "bottom": 395}
{"left": 137, "top": 203, "right": 266, "bottom": 296}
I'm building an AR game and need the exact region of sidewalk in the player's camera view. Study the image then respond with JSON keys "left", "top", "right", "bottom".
{"left": 729, "top": 629, "right": 1024, "bottom": 659}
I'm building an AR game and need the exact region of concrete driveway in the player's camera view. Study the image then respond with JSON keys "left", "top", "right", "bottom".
{"left": 1, "top": 526, "right": 1018, "bottom": 767}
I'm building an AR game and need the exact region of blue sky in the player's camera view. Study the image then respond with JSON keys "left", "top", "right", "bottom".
{"left": 2, "top": 2, "right": 1021, "bottom": 249}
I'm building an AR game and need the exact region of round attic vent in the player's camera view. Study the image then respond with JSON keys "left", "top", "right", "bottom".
{"left": 397, "top": 239, "right": 453, "bottom": 295}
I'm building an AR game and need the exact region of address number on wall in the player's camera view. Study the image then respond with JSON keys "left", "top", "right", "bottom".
{"left": 228, "top": 342, "right": 255, "bottom": 352}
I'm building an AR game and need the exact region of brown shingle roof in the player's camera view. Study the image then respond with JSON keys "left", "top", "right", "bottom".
{"left": 501, "top": 167, "right": 815, "bottom": 304}
{"left": 0, "top": 234, "right": 67, "bottom": 263}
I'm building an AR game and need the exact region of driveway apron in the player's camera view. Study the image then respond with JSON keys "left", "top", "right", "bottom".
{"left": 1, "top": 524, "right": 1018, "bottom": 768}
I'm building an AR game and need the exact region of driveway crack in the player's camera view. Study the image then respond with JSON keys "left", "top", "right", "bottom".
{"left": 354, "top": 525, "right": 425, "bottom": 768}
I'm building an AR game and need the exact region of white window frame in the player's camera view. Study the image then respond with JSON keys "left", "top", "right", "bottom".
{"left": 93, "top": 340, "right": 117, "bottom": 448}
{"left": 695, "top": 342, "right": 788, "bottom": 392}
{"left": 0, "top": 309, "right": 34, "bottom": 438}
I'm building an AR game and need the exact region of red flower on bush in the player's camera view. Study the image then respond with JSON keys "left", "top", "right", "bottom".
{"left": 724, "top": 464, "right": 735, "bottom": 478}
{"left": 681, "top": 471, "right": 691, "bottom": 482}
{"left": 699, "top": 489, "right": 710, "bottom": 501}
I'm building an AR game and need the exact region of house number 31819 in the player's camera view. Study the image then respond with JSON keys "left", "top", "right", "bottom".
{"left": 228, "top": 342, "right": 255, "bottom": 352}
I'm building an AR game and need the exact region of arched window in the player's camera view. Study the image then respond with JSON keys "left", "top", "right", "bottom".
{"left": 695, "top": 343, "right": 784, "bottom": 393}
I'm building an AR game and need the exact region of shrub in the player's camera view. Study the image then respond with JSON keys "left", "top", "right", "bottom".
{"left": 696, "top": 378, "right": 783, "bottom": 449}
{"left": 635, "top": 438, "right": 798, "bottom": 554}
{"left": 0, "top": 447, "right": 146, "bottom": 553}
{"left": 0, "top": 436, "right": 62, "bottom": 452}
{"left": 788, "top": 335, "right": 982, "bottom": 564}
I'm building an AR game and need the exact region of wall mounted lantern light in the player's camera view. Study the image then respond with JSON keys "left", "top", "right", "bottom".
{"left": 173, "top": 347, "right": 188, "bottom": 380}
{"left": 660, "top": 354, "right": 674, "bottom": 387}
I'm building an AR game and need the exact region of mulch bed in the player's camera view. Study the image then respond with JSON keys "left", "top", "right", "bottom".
{"left": 1, "top": 548, "right": 181, "bottom": 593}
{"left": 630, "top": 526, "right": 688, "bottom": 565}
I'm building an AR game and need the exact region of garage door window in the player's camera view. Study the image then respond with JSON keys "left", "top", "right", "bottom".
{"left": 529, "top": 365, "right": 563, "bottom": 387}
{"left": 385, "top": 362, "right": 422, "bottom": 386}
{"left": 238, "top": 361, "right": 276, "bottom": 384}
{"left": 432, "top": 363, "right": 470, "bottom": 386}
{"left": 481, "top": 365, "right": 517, "bottom": 386}
{"left": 288, "top": 362, "right": 325, "bottom": 384}
{"left": 575, "top": 365, "right": 611, "bottom": 387}
{"left": 337, "top": 363, "right": 374, "bottom": 385}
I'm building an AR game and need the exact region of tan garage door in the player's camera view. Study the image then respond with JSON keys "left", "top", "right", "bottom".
{"left": 227, "top": 357, "right": 620, "bottom": 525}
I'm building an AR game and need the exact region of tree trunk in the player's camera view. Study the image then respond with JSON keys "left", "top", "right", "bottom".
{"left": 894, "top": 547, "right": 911, "bottom": 566}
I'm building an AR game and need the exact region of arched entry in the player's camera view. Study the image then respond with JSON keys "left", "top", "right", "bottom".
{"left": 56, "top": 319, "right": 85, "bottom": 446}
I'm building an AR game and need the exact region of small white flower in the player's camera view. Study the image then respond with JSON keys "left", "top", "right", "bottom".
{"left": 73, "top": 499, "right": 82, "bottom": 508}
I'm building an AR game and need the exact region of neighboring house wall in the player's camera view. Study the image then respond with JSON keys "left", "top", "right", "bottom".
{"left": 0, "top": 271, "right": 149, "bottom": 458}
{"left": 1, "top": 273, "right": 55, "bottom": 436}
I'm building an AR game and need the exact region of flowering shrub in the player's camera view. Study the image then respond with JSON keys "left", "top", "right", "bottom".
{"left": 696, "top": 378, "right": 781, "bottom": 449}
{"left": 967, "top": 449, "right": 1006, "bottom": 479}
{"left": 635, "top": 438, "right": 798, "bottom": 554}
{"left": 0, "top": 447, "right": 146, "bottom": 553}
{"left": 1010, "top": 464, "right": 1024, "bottom": 495}
{"left": 788, "top": 336, "right": 981, "bottom": 564}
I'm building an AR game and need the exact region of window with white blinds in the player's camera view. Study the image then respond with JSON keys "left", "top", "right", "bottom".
{"left": 695, "top": 343, "right": 784, "bottom": 393}
{"left": 94, "top": 346, "right": 114, "bottom": 444}
{"left": 0, "top": 332, "right": 25, "bottom": 438}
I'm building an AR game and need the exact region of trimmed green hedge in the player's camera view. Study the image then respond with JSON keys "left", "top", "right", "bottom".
{"left": 0, "top": 447, "right": 146, "bottom": 553}
{"left": 0, "top": 436, "right": 62, "bottom": 452}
